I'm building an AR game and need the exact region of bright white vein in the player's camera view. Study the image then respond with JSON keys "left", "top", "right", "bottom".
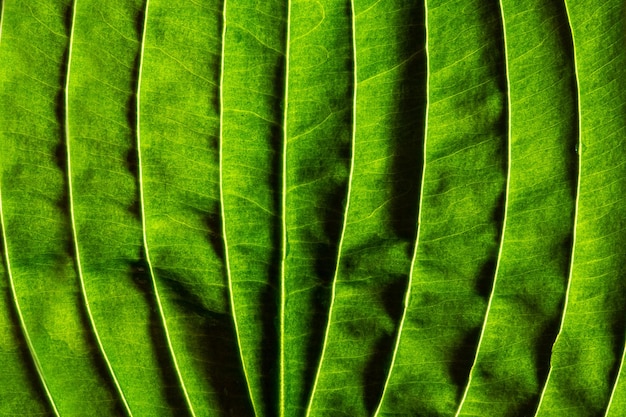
{"left": 0, "top": 190, "right": 59, "bottom": 417}
{"left": 607, "top": 344, "right": 626, "bottom": 416}
{"left": 218, "top": 2, "right": 259, "bottom": 416}
{"left": 64, "top": 0, "right": 132, "bottom": 414}
{"left": 305, "top": 0, "right": 357, "bottom": 415}
{"left": 135, "top": 1, "right": 196, "bottom": 415}
{"left": 533, "top": 1, "right": 581, "bottom": 415}
{"left": 279, "top": 1, "right": 291, "bottom": 416}
{"left": 0, "top": 4, "right": 58, "bottom": 415}
{"left": 600, "top": 8, "right": 625, "bottom": 417}
{"left": 372, "top": 2, "right": 429, "bottom": 415}
{"left": 454, "top": 0, "right": 511, "bottom": 414}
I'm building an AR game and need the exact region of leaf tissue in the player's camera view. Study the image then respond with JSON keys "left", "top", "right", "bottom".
{"left": 0, "top": 0, "right": 624, "bottom": 416}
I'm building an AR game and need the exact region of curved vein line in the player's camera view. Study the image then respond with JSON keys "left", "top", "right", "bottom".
{"left": 304, "top": 1, "right": 358, "bottom": 415}
{"left": 0, "top": 202, "right": 59, "bottom": 417}
{"left": 601, "top": 8, "right": 624, "bottom": 417}
{"left": 218, "top": 2, "right": 259, "bottom": 416}
{"left": 372, "top": 2, "right": 429, "bottom": 415}
{"left": 534, "top": 1, "right": 581, "bottom": 414}
{"left": 0, "top": 6, "right": 57, "bottom": 414}
{"left": 606, "top": 345, "right": 626, "bottom": 416}
{"left": 135, "top": 1, "right": 196, "bottom": 415}
{"left": 454, "top": 1, "right": 511, "bottom": 414}
{"left": 279, "top": 1, "right": 291, "bottom": 416}
{"left": 64, "top": 1, "right": 132, "bottom": 415}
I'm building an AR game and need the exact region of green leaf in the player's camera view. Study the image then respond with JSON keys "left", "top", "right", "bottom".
{"left": 220, "top": 1, "right": 286, "bottom": 415}
{"left": 1, "top": 0, "right": 626, "bottom": 416}
{"left": 0, "top": 0, "right": 121, "bottom": 414}
{"left": 67, "top": 0, "right": 186, "bottom": 415}
{"left": 536, "top": 1, "right": 626, "bottom": 416}
{"left": 139, "top": 0, "right": 254, "bottom": 415}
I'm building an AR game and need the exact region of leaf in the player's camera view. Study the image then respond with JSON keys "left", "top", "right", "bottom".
{"left": 535, "top": 1, "right": 626, "bottom": 416}
{"left": 139, "top": 0, "right": 254, "bottom": 415}
{"left": 452, "top": 1, "right": 578, "bottom": 415}
{"left": 283, "top": 1, "right": 353, "bottom": 416}
{"left": 373, "top": 0, "right": 510, "bottom": 414}
{"left": 0, "top": 0, "right": 121, "bottom": 414}
{"left": 220, "top": 1, "right": 286, "bottom": 415}
{"left": 1, "top": 0, "right": 626, "bottom": 416}
{"left": 66, "top": 0, "right": 187, "bottom": 414}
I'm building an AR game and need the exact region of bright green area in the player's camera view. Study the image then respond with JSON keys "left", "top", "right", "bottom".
{"left": 284, "top": 1, "right": 353, "bottom": 416}
{"left": 0, "top": 1, "right": 625, "bottom": 416}
{"left": 140, "top": 0, "right": 253, "bottom": 415}
{"left": 220, "top": 0, "right": 286, "bottom": 415}
{"left": 68, "top": 0, "right": 179, "bottom": 415}
{"left": 455, "top": 1, "right": 578, "bottom": 415}
{"left": 0, "top": 0, "right": 120, "bottom": 415}
{"left": 376, "top": 0, "right": 508, "bottom": 415}
{"left": 536, "top": 1, "right": 626, "bottom": 416}
{"left": 307, "top": 1, "right": 426, "bottom": 415}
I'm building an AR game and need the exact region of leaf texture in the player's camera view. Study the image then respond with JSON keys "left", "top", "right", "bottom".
{"left": 1, "top": 0, "right": 626, "bottom": 416}
{"left": 0, "top": 0, "right": 120, "bottom": 415}
{"left": 453, "top": 1, "right": 578, "bottom": 415}
{"left": 375, "top": 0, "right": 508, "bottom": 414}
{"left": 535, "top": 1, "right": 626, "bottom": 416}
{"left": 66, "top": 0, "right": 184, "bottom": 414}
{"left": 0, "top": 2, "right": 51, "bottom": 415}
{"left": 139, "top": 0, "right": 254, "bottom": 415}
{"left": 220, "top": 0, "right": 286, "bottom": 415}
{"left": 283, "top": 1, "right": 353, "bottom": 416}
{"left": 306, "top": 1, "right": 426, "bottom": 415}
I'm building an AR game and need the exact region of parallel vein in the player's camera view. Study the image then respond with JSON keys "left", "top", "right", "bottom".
{"left": 606, "top": 345, "right": 626, "bottom": 416}
{"left": 218, "top": 1, "right": 259, "bottom": 415}
{"left": 0, "top": 2, "right": 59, "bottom": 413}
{"left": 135, "top": 1, "right": 196, "bottom": 415}
{"left": 0, "top": 198, "right": 59, "bottom": 417}
{"left": 64, "top": 1, "right": 132, "bottom": 414}
{"left": 454, "top": 0, "right": 511, "bottom": 414}
{"left": 279, "top": 1, "right": 291, "bottom": 415}
{"left": 372, "top": 1, "right": 429, "bottom": 414}
{"left": 305, "top": 0, "right": 358, "bottom": 415}
{"left": 533, "top": 1, "right": 582, "bottom": 414}
{"left": 0, "top": 5, "right": 57, "bottom": 412}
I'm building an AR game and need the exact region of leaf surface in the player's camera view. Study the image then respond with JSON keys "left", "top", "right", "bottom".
{"left": 535, "top": 1, "right": 626, "bottom": 416}
{"left": 0, "top": 3, "right": 51, "bottom": 415}
{"left": 453, "top": 1, "right": 578, "bottom": 415}
{"left": 0, "top": 1, "right": 625, "bottom": 416}
{"left": 138, "top": 1, "right": 254, "bottom": 415}
{"left": 306, "top": 1, "right": 426, "bottom": 415}
{"left": 220, "top": 1, "right": 286, "bottom": 415}
{"left": 283, "top": 1, "right": 353, "bottom": 416}
{"left": 67, "top": 0, "right": 183, "bottom": 414}
{"left": 373, "top": 0, "right": 508, "bottom": 414}
{"left": 0, "top": 0, "right": 121, "bottom": 415}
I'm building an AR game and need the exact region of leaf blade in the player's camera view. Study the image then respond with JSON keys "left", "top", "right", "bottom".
{"left": 535, "top": 1, "right": 626, "bottom": 414}
{"left": 305, "top": 0, "right": 357, "bottom": 414}
{"left": 374, "top": 1, "right": 508, "bottom": 414}
{"left": 373, "top": 0, "right": 428, "bottom": 412}
{"left": 65, "top": 0, "right": 132, "bottom": 414}
{"left": 218, "top": 1, "right": 259, "bottom": 415}
{"left": 306, "top": 1, "right": 426, "bottom": 414}
{"left": 139, "top": 1, "right": 256, "bottom": 415}
{"left": 136, "top": 1, "right": 199, "bottom": 415}
{"left": 0, "top": 1, "right": 123, "bottom": 414}
{"left": 0, "top": 4, "right": 55, "bottom": 415}
{"left": 221, "top": 1, "right": 287, "bottom": 414}
{"left": 66, "top": 0, "right": 197, "bottom": 414}
{"left": 442, "top": 1, "right": 579, "bottom": 415}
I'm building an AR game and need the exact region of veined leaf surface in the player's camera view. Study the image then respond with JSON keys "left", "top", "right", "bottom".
{"left": 0, "top": 0, "right": 625, "bottom": 416}
{"left": 0, "top": 0, "right": 121, "bottom": 414}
